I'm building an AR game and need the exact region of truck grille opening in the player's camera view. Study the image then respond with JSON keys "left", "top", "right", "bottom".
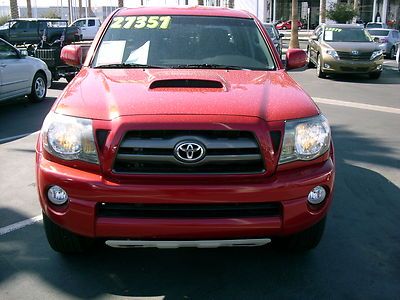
{"left": 97, "top": 202, "right": 282, "bottom": 219}
{"left": 337, "top": 51, "right": 372, "bottom": 60}
{"left": 113, "top": 130, "right": 265, "bottom": 174}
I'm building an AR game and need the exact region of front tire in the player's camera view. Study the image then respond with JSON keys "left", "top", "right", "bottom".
{"left": 273, "top": 216, "right": 327, "bottom": 252}
{"left": 316, "top": 54, "right": 326, "bottom": 78}
{"left": 388, "top": 47, "right": 396, "bottom": 60}
{"left": 369, "top": 71, "right": 381, "bottom": 79}
{"left": 307, "top": 47, "right": 315, "bottom": 68}
{"left": 43, "top": 213, "right": 94, "bottom": 254}
{"left": 28, "top": 72, "right": 47, "bottom": 103}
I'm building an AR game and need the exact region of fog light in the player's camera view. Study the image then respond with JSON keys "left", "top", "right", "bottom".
{"left": 47, "top": 186, "right": 68, "bottom": 205}
{"left": 307, "top": 186, "right": 327, "bottom": 205}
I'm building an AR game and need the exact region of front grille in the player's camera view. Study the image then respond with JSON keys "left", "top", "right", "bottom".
{"left": 337, "top": 51, "right": 372, "bottom": 60}
{"left": 97, "top": 202, "right": 282, "bottom": 219}
{"left": 113, "top": 130, "right": 264, "bottom": 174}
{"left": 340, "top": 66, "right": 369, "bottom": 72}
{"left": 35, "top": 48, "right": 62, "bottom": 67}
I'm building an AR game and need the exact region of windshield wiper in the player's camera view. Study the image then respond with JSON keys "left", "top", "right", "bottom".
{"left": 170, "top": 63, "right": 247, "bottom": 70}
{"left": 170, "top": 63, "right": 274, "bottom": 71}
{"left": 94, "top": 63, "right": 166, "bottom": 69}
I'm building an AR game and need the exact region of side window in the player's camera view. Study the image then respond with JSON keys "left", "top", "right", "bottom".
{"left": 74, "top": 20, "right": 85, "bottom": 27}
{"left": 13, "top": 21, "right": 29, "bottom": 30}
{"left": 0, "top": 41, "right": 18, "bottom": 59}
{"left": 393, "top": 31, "right": 399, "bottom": 39}
{"left": 88, "top": 19, "right": 95, "bottom": 27}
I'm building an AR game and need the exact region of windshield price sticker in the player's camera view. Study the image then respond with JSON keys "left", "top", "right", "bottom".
{"left": 325, "top": 27, "right": 342, "bottom": 32}
{"left": 110, "top": 16, "right": 172, "bottom": 30}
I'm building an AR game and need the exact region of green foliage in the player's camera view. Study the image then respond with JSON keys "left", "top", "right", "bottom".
{"left": 327, "top": 3, "right": 357, "bottom": 24}
{"left": 40, "top": 9, "right": 61, "bottom": 19}
{"left": 0, "top": 15, "right": 10, "bottom": 26}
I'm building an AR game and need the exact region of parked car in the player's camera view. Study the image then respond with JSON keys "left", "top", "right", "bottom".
{"left": 396, "top": 46, "right": 400, "bottom": 71}
{"left": 366, "top": 22, "right": 388, "bottom": 29}
{"left": 307, "top": 24, "right": 384, "bottom": 79}
{"left": 263, "top": 22, "right": 284, "bottom": 56}
{"left": 0, "top": 18, "right": 81, "bottom": 45}
{"left": 367, "top": 28, "right": 400, "bottom": 59}
{"left": 37, "top": 7, "right": 334, "bottom": 254}
{"left": 70, "top": 17, "right": 101, "bottom": 40}
{"left": 276, "top": 20, "right": 303, "bottom": 30}
{"left": 0, "top": 38, "right": 51, "bottom": 102}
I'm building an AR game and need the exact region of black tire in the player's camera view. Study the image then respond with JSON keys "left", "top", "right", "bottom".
{"left": 28, "top": 72, "right": 47, "bottom": 103}
{"left": 369, "top": 71, "right": 381, "bottom": 79}
{"left": 307, "top": 47, "right": 315, "bottom": 68}
{"left": 43, "top": 213, "right": 95, "bottom": 254}
{"left": 389, "top": 47, "right": 396, "bottom": 60}
{"left": 65, "top": 75, "right": 75, "bottom": 83}
{"left": 316, "top": 54, "right": 326, "bottom": 78}
{"left": 273, "top": 216, "right": 327, "bottom": 252}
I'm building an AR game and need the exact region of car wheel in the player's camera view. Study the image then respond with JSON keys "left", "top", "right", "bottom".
{"left": 369, "top": 71, "right": 381, "bottom": 79}
{"left": 28, "top": 72, "right": 47, "bottom": 103}
{"left": 43, "top": 213, "right": 95, "bottom": 254}
{"left": 389, "top": 47, "right": 396, "bottom": 60}
{"left": 307, "top": 47, "right": 315, "bottom": 68}
{"left": 316, "top": 54, "right": 326, "bottom": 78}
{"left": 272, "top": 216, "right": 326, "bottom": 252}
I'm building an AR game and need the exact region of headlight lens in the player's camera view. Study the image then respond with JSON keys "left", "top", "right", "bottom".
{"left": 326, "top": 49, "right": 339, "bottom": 60}
{"left": 370, "top": 50, "right": 383, "bottom": 60}
{"left": 42, "top": 112, "right": 99, "bottom": 164}
{"left": 279, "top": 115, "right": 331, "bottom": 164}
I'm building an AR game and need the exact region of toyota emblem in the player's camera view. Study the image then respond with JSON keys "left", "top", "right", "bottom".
{"left": 351, "top": 50, "right": 359, "bottom": 55}
{"left": 174, "top": 141, "right": 206, "bottom": 163}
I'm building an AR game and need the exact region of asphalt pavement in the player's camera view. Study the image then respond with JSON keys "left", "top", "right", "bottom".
{"left": 0, "top": 61, "right": 399, "bottom": 299}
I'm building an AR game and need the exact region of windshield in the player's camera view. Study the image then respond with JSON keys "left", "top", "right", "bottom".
{"left": 93, "top": 15, "right": 275, "bottom": 70}
{"left": 368, "top": 29, "right": 389, "bottom": 36}
{"left": 323, "top": 27, "right": 371, "bottom": 42}
{"left": 264, "top": 25, "right": 276, "bottom": 38}
{"left": 366, "top": 23, "right": 382, "bottom": 28}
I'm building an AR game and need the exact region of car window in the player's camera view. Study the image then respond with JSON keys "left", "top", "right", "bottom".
{"left": 88, "top": 19, "right": 95, "bottom": 26}
{"left": 93, "top": 15, "right": 276, "bottom": 70}
{"left": 264, "top": 25, "right": 276, "bottom": 39}
{"left": 393, "top": 31, "right": 399, "bottom": 39}
{"left": 0, "top": 41, "right": 19, "bottom": 59}
{"left": 324, "top": 27, "right": 371, "bottom": 42}
{"left": 368, "top": 30, "right": 389, "bottom": 36}
{"left": 12, "top": 21, "right": 29, "bottom": 30}
{"left": 73, "top": 20, "right": 86, "bottom": 27}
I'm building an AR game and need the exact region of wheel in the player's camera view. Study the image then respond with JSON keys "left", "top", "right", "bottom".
{"left": 389, "top": 46, "right": 396, "bottom": 60}
{"left": 369, "top": 71, "right": 381, "bottom": 79}
{"left": 316, "top": 54, "right": 326, "bottom": 78}
{"left": 65, "top": 75, "right": 75, "bottom": 83}
{"left": 307, "top": 47, "right": 315, "bottom": 68}
{"left": 28, "top": 72, "right": 47, "bottom": 103}
{"left": 282, "top": 26, "right": 287, "bottom": 30}
{"left": 43, "top": 212, "right": 95, "bottom": 254}
{"left": 273, "top": 216, "right": 327, "bottom": 252}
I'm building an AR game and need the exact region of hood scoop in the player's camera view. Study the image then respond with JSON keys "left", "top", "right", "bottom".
{"left": 149, "top": 79, "right": 224, "bottom": 89}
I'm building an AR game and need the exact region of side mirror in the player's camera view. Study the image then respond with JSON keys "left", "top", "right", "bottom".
{"left": 373, "top": 37, "right": 380, "bottom": 43}
{"left": 286, "top": 48, "right": 307, "bottom": 70}
{"left": 61, "top": 45, "right": 82, "bottom": 67}
{"left": 310, "top": 35, "right": 318, "bottom": 41}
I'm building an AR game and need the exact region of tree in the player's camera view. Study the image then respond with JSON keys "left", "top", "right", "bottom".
{"left": 40, "top": 9, "right": 61, "bottom": 19}
{"left": 118, "top": 0, "right": 124, "bottom": 7}
{"left": 198, "top": 0, "right": 204, "bottom": 5}
{"left": 0, "top": 15, "right": 10, "bottom": 26}
{"left": 327, "top": 3, "right": 357, "bottom": 24}
{"left": 9, "top": 0, "right": 19, "bottom": 19}
{"left": 289, "top": 0, "right": 299, "bottom": 49}
{"left": 319, "top": 0, "right": 326, "bottom": 24}
{"left": 228, "top": 0, "right": 234, "bottom": 8}
{"left": 27, "top": 0, "right": 32, "bottom": 18}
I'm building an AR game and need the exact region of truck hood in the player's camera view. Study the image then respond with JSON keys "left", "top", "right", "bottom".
{"left": 323, "top": 41, "right": 379, "bottom": 52}
{"left": 55, "top": 68, "right": 319, "bottom": 122}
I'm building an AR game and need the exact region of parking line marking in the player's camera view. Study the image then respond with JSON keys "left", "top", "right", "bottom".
{"left": 313, "top": 97, "right": 400, "bottom": 115}
{"left": 0, "top": 215, "right": 42, "bottom": 236}
{"left": 0, "top": 131, "right": 39, "bottom": 144}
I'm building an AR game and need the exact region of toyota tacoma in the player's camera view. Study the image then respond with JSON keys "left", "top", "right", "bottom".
{"left": 36, "top": 7, "right": 335, "bottom": 253}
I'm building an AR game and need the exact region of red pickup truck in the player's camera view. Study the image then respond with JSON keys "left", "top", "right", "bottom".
{"left": 36, "top": 7, "right": 335, "bottom": 253}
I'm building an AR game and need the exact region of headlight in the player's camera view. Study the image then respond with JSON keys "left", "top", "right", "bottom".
{"left": 326, "top": 49, "right": 339, "bottom": 60}
{"left": 370, "top": 50, "right": 383, "bottom": 60}
{"left": 279, "top": 115, "right": 331, "bottom": 164}
{"left": 42, "top": 112, "right": 99, "bottom": 164}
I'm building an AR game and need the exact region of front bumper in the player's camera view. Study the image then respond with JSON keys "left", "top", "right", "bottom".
{"left": 321, "top": 54, "right": 383, "bottom": 74}
{"left": 36, "top": 152, "right": 335, "bottom": 240}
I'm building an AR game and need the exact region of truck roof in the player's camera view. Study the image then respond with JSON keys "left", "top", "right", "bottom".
{"left": 116, "top": 6, "right": 253, "bottom": 19}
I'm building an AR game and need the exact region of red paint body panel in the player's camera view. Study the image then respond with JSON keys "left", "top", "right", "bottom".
{"left": 36, "top": 7, "right": 335, "bottom": 243}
